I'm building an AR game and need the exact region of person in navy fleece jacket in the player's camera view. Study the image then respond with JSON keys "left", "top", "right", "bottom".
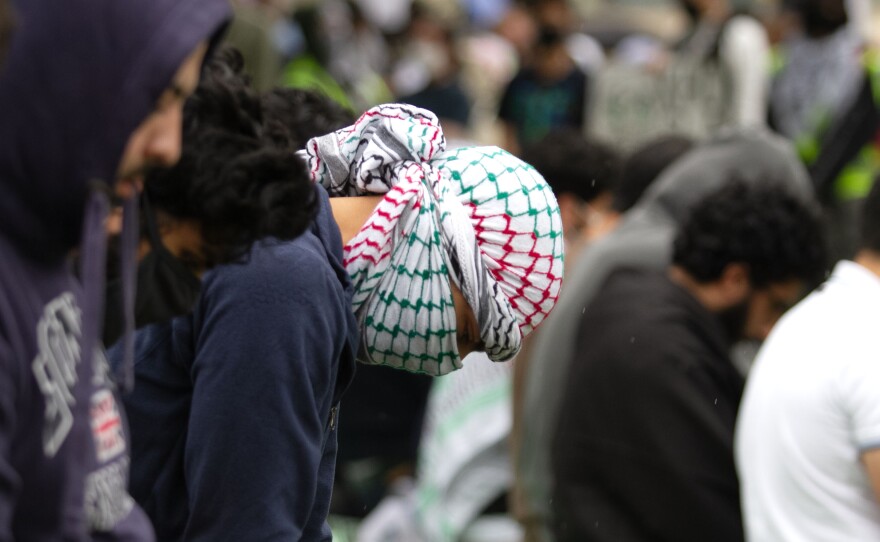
{"left": 0, "top": 0, "right": 229, "bottom": 539}
{"left": 107, "top": 55, "right": 358, "bottom": 540}
{"left": 113, "top": 185, "right": 357, "bottom": 541}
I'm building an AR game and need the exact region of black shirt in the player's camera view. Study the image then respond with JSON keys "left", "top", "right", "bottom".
{"left": 551, "top": 268, "right": 745, "bottom": 542}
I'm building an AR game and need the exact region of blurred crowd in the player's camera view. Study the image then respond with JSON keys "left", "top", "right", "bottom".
{"left": 3, "top": 0, "right": 880, "bottom": 541}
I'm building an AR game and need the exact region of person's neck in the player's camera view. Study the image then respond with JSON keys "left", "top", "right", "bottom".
{"left": 668, "top": 265, "right": 726, "bottom": 312}
{"left": 854, "top": 249, "right": 880, "bottom": 279}
{"left": 329, "top": 195, "right": 384, "bottom": 245}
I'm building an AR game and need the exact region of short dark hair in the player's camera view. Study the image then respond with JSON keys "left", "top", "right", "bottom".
{"left": 521, "top": 129, "right": 620, "bottom": 204}
{"left": 673, "top": 181, "right": 827, "bottom": 288}
{"left": 615, "top": 134, "right": 694, "bottom": 212}
{"left": 536, "top": 25, "right": 565, "bottom": 49}
{"left": 793, "top": 0, "right": 848, "bottom": 38}
{"left": 859, "top": 176, "right": 880, "bottom": 253}
{"left": 260, "top": 87, "right": 354, "bottom": 150}
{"left": 145, "top": 47, "right": 317, "bottom": 267}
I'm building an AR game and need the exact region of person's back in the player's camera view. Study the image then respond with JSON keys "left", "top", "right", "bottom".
{"left": 516, "top": 128, "right": 813, "bottom": 538}
{"left": 550, "top": 180, "right": 827, "bottom": 542}
{"left": 552, "top": 267, "right": 744, "bottom": 541}
{"left": 736, "top": 179, "right": 880, "bottom": 541}
{"left": 0, "top": 0, "right": 228, "bottom": 538}
{"left": 588, "top": 1, "right": 768, "bottom": 151}
{"left": 498, "top": 27, "right": 588, "bottom": 154}
{"left": 117, "top": 186, "right": 357, "bottom": 540}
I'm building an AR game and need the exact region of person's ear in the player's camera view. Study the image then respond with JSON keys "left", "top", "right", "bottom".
{"left": 556, "top": 193, "right": 585, "bottom": 234}
{"left": 717, "top": 262, "right": 751, "bottom": 306}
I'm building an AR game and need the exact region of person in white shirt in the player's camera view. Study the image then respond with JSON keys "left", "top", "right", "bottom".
{"left": 735, "top": 179, "right": 880, "bottom": 541}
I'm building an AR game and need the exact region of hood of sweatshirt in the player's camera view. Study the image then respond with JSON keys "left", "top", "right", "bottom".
{"left": 0, "top": 0, "right": 230, "bottom": 265}
{"left": 0, "top": 0, "right": 231, "bottom": 391}
{"left": 637, "top": 126, "right": 814, "bottom": 224}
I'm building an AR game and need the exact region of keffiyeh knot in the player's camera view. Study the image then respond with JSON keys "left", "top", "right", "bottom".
{"left": 306, "top": 103, "right": 563, "bottom": 375}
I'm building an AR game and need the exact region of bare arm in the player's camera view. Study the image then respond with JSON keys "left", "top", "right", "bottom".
{"left": 328, "top": 195, "right": 383, "bottom": 245}
{"left": 862, "top": 448, "right": 880, "bottom": 505}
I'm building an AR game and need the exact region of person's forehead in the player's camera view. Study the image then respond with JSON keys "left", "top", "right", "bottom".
{"left": 169, "top": 41, "right": 208, "bottom": 96}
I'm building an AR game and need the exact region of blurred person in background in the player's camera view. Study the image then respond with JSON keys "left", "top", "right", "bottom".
{"left": 324, "top": 0, "right": 393, "bottom": 111}
{"left": 769, "top": 0, "right": 878, "bottom": 261}
{"left": 498, "top": 24, "right": 589, "bottom": 155}
{"left": 512, "top": 131, "right": 691, "bottom": 542}
{"left": 281, "top": 1, "right": 393, "bottom": 113}
{"left": 108, "top": 49, "right": 356, "bottom": 541}
{"left": 737, "top": 176, "right": 880, "bottom": 541}
{"left": 588, "top": 0, "right": 769, "bottom": 150}
{"left": 552, "top": 181, "right": 827, "bottom": 542}
{"left": 281, "top": 5, "right": 355, "bottom": 110}
{"left": 517, "top": 127, "right": 816, "bottom": 541}
{"left": 520, "top": 129, "right": 622, "bottom": 259}
{"left": 511, "top": 129, "right": 623, "bottom": 541}
{"left": 455, "top": 4, "right": 525, "bottom": 147}
{"left": 613, "top": 134, "right": 695, "bottom": 213}
{"left": 395, "top": 4, "right": 474, "bottom": 146}
{"left": 223, "top": 0, "right": 289, "bottom": 92}
{"left": 0, "top": 0, "right": 229, "bottom": 538}
{"left": 669, "top": 0, "right": 769, "bottom": 128}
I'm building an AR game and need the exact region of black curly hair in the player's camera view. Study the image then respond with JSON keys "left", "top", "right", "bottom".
{"left": 521, "top": 128, "right": 620, "bottom": 204}
{"left": 672, "top": 181, "right": 828, "bottom": 289}
{"left": 144, "top": 47, "right": 317, "bottom": 267}
{"left": 260, "top": 87, "right": 354, "bottom": 150}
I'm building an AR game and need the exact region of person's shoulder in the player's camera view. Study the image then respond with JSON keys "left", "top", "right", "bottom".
{"left": 206, "top": 235, "right": 340, "bottom": 297}
{"left": 585, "top": 270, "right": 713, "bottom": 361}
{"left": 590, "top": 267, "right": 668, "bottom": 307}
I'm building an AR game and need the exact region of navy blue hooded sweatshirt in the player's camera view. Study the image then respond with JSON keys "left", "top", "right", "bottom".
{"left": 109, "top": 185, "right": 358, "bottom": 541}
{"left": 0, "top": 0, "right": 229, "bottom": 539}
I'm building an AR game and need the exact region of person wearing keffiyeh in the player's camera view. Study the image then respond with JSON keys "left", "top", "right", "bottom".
{"left": 305, "top": 103, "right": 565, "bottom": 376}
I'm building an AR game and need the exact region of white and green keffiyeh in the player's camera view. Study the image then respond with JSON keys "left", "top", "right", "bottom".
{"left": 305, "top": 104, "right": 563, "bottom": 375}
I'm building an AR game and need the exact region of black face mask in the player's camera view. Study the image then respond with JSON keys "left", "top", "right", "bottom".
{"left": 103, "top": 194, "right": 202, "bottom": 346}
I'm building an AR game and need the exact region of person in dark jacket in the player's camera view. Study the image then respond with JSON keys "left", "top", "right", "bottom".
{"left": 551, "top": 181, "right": 827, "bottom": 542}
{"left": 106, "top": 51, "right": 357, "bottom": 541}
{"left": 0, "top": 0, "right": 229, "bottom": 539}
{"left": 519, "top": 128, "right": 814, "bottom": 539}
{"left": 113, "top": 186, "right": 357, "bottom": 541}
{"left": 102, "top": 49, "right": 320, "bottom": 347}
